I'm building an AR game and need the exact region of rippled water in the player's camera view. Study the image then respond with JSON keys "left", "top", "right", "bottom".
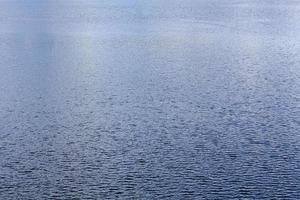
{"left": 1, "top": 0, "right": 300, "bottom": 199}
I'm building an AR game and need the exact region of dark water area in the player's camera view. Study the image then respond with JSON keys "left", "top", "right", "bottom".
{"left": 1, "top": 0, "right": 300, "bottom": 199}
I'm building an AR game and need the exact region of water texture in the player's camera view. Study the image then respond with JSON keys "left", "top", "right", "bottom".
{"left": 0, "top": 0, "right": 300, "bottom": 199}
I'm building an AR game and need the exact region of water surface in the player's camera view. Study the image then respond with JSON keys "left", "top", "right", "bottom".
{"left": 0, "top": 0, "right": 300, "bottom": 199}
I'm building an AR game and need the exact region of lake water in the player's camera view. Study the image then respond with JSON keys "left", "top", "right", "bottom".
{"left": 0, "top": 0, "right": 300, "bottom": 199}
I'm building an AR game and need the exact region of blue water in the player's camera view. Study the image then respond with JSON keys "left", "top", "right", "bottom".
{"left": 0, "top": 0, "right": 300, "bottom": 199}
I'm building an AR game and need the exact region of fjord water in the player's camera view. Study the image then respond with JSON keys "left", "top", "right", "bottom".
{"left": 1, "top": 0, "right": 300, "bottom": 199}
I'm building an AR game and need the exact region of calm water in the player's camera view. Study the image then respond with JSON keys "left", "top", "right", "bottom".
{"left": 1, "top": 0, "right": 300, "bottom": 199}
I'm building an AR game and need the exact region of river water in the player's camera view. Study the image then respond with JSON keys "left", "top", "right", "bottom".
{"left": 0, "top": 0, "right": 300, "bottom": 199}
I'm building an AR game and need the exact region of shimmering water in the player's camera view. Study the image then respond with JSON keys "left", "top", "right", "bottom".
{"left": 1, "top": 0, "right": 300, "bottom": 199}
